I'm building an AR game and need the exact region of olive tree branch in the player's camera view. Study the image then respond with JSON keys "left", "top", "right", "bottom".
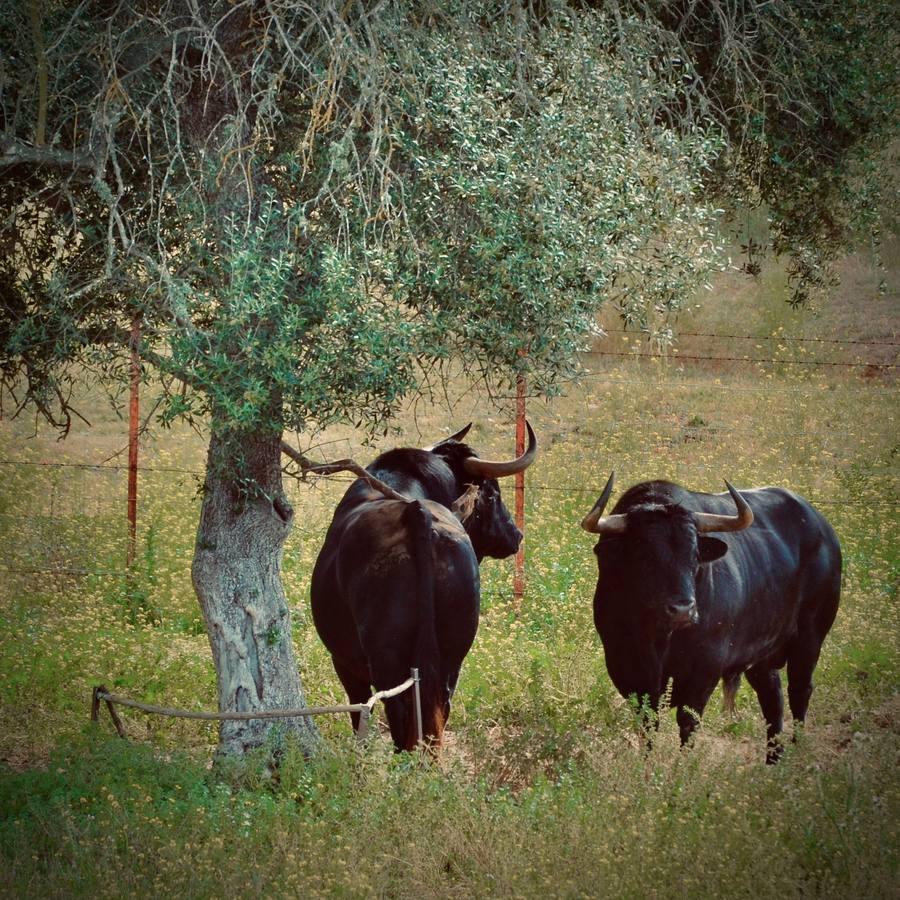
{"left": 279, "top": 439, "right": 408, "bottom": 502}
{"left": 0, "top": 136, "right": 98, "bottom": 172}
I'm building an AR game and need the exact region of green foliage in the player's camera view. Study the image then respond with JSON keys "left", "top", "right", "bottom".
{"left": 0, "top": 1, "right": 729, "bottom": 439}
{"left": 0, "top": 245, "right": 897, "bottom": 894}
{"left": 5, "top": 1, "right": 893, "bottom": 439}
{"left": 117, "top": 523, "right": 161, "bottom": 626}
{"left": 157, "top": 195, "right": 426, "bottom": 436}
{"left": 1, "top": 720, "right": 897, "bottom": 897}
{"left": 0, "top": 4, "right": 896, "bottom": 873}
{"left": 383, "top": 10, "right": 724, "bottom": 390}
{"left": 650, "top": 0, "right": 900, "bottom": 304}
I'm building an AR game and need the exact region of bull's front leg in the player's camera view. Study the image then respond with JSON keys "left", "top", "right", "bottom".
{"left": 676, "top": 704, "right": 701, "bottom": 746}
{"left": 673, "top": 678, "right": 717, "bottom": 749}
{"left": 745, "top": 665, "right": 785, "bottom": 764}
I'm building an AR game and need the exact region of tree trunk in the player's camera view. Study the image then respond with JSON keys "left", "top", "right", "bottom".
{"left": 191, "top": 423, "right": 318, "bottom": 757}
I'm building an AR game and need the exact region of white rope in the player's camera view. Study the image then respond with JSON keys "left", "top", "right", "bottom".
{"left": 94, "top": 675, "right": 417, "bottom": 722}
{"left": 365, "top": 676, "right": 415, "bottom": 710}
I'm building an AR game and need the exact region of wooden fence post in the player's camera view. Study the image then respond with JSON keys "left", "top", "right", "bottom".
{"left": 357, "top": 705, "right": 371, "bottom": 742}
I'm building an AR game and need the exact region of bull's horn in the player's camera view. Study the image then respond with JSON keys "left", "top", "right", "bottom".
{"left": 695, "top": 480, "right": 754, "bottom": 533}
{"left": 423, "top": 422, "right": 473, "bottom": 452}
{"left": 462, "top": 420, "right": 538, "bottom": 479}
{"left": 581, "top": 472, "right": 627, "bottom": 534}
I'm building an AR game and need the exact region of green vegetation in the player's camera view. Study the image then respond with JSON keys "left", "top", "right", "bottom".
{"left": 1, "top": 1, "right": 744, "bottom": 753}
{"left": 2, "top": 1, "right": 896, "bottom": 753}
{"left": 1, "top": 1, "right": 896, "bottom": 890}
{"left": 1, "top": 729, "right": 895, "bottom": 898}
{"left": 1, "top": 246, "right": 897, "bottom": 895}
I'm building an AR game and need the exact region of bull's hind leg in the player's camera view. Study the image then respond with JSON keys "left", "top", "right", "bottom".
{"left": 369, "top": 656, "right": 418, "bottom": 752}
{"left": 787, "top": 583, "right": 840, "bottom": 730}
{"left": 785, "top": 619, "right": 836, "bottom": 745}
{"left": 332, "top": 656, "right": 372, "bottom": 735}
{"left": 785, "top": 639, "right": 821, "bottom": 728}
{"left": 744, "top": 666, "right": 784, "bottom": 764}
{"left": 787, "top": 537, "right": 840, "bottom": 739}
{"left": 441, "top": 663, "right": 464, "bottom": 724}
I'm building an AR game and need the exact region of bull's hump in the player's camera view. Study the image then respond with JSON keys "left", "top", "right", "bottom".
{"left": 614, "top": 480, "right": 684, "bottom": 512}
{"left": 367, "top": 449, "right": 456, "bottom": 501}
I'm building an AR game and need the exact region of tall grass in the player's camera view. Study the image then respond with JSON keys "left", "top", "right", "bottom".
{"left": 0, "top": 250, "right": 897, "bottom": 896}
{"left": 1, "top": 722, "right": 896, "bottom": 898}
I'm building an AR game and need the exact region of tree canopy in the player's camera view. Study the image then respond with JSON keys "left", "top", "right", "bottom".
{"left": 5, "top": 0, "right": 893, "bottom": 442}
{"left": 642, "top": 0, "right": 898, "bottom": 303}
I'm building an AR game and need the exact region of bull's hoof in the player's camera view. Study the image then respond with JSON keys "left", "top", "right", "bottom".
{"left": 765, "top": 738, "right": 785, "bottom": 765}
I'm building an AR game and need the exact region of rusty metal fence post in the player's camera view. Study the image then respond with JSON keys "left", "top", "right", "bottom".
{"left": 513, "top": 374, "right": 527, "bottom": 607}
{"left": 126, "top": 315, "right": 140, "bottom": 569}
{"left": 411, "top": 667, "right": 423, "bottom": 745}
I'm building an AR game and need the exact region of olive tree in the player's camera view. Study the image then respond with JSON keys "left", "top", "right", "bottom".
{"left": 1, "top": 1, "right": 892, "bottom": 756}
{"left": 607, "top": 0, "right": 898, "bottom": 304}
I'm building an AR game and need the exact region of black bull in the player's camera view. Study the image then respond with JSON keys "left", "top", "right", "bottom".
{"left": 582, "top": 475, "right": 841, "bottom": 762}
{"left": 311, "top": 423, "right": 537, "bottom": 751}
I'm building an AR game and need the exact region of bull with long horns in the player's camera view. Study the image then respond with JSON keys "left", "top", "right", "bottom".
{"left": 581, "top": 474, "right": 841, "bottom": 762}
{"left": 311, "top": 423, "right": 538, "bottom": 751}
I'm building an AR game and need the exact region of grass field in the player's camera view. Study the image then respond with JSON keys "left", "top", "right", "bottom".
{"left": 0, "top": 244, "right": 897, "bottom": 897}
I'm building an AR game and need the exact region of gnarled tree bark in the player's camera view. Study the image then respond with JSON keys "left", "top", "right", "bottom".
{"left": 192, "top": 423, "right": 318, "bottom": 756}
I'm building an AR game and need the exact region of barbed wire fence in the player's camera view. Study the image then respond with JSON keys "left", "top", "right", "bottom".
{"left": 1, "top": 332, "right": 897, "bottom": 588}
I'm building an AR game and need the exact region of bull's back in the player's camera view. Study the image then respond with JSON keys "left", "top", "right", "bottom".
{"left": 674, "top": 487, "right": 840, "bottom": 670}
{"left": 312, "top": 499, "right": 480, "bottom": 669}
{"left": 717, "top": 487, "right": 841, "bottom": 597}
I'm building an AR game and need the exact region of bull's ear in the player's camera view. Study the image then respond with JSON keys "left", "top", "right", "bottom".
{"left": 698, "top": 536, "right": 728, "bottom": 564}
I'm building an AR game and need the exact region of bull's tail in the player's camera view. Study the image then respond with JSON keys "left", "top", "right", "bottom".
{"left": 404, "top": 500, "right": 444, "bottom": 751}
{"left": 722, "top": 671, "right": 741, "bottom": 715}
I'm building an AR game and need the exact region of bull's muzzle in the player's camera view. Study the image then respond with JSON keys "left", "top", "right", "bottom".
{"left": 667, "top": 599, "right": 700, "bottom": 628}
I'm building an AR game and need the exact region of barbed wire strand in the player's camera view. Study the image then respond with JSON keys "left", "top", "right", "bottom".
{"left": 602, "top": 328, "right": 899, "bottom": 346}
{"left": 2, "top": 407, "right": 897, "bottom": 477}
{"left": 583, "top": 350, "right": 897, "bottom": 368}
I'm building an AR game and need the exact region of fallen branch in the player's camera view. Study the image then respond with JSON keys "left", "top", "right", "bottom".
{"left": 452, "top": 483, "right": 480, "bottom": 522}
